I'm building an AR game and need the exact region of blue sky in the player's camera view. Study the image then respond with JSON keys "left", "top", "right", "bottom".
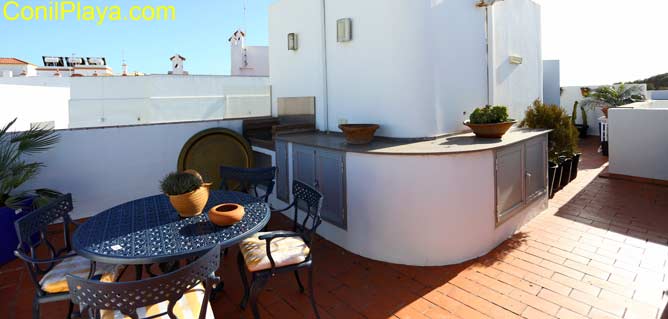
{"left": 0, "top": 0, "right": 274, "bottom": 75}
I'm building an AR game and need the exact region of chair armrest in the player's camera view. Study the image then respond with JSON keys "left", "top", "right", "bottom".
{"left": 258, "top": 231, "right": 302, "bottom": 241}
{"left": 14, "top": 250, "right": 77, "bottom": 264}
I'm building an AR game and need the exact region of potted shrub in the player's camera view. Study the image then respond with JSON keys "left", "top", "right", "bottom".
{"left": 0, "top": 119, "right": 61, "bottom": 265}
{"left": 464, "top": 105, "right": 516, "bottom": 138}
{"left": 160, "top": 170, "right": 211, "bottom": 218}
{"left": 520, "top": 100, "right": 579, "bottom": 195}
{"left": 548, "top": 161, "right": 558, "bottom": 199}
{"left": 580, "top": 84, "right": 645, "bottom": 117}
{"left": 571, "top": 101, "right": 589, "bottom": 138}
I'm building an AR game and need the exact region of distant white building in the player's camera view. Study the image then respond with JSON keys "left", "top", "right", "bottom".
{"left": 229, "top": 30, "right": 269, "bottom": 76}
{"left": 0, "top": 58, "right": 37, "bottom": 77}
{"left": 169, "top": 54, "right": 189, "bottom": 75}
{"left": 36, "top": 56, "right": 114, "bottom": 77}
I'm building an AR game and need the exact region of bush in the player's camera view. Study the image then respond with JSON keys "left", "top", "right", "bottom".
{"left": 469, "top": 105, "right": 510, "bottom": 124}
{"left": 520, "top": 100, "right": 579, "bottom": 161}
{"left": 160, "top": 171, "right": 203, "bottom": 196}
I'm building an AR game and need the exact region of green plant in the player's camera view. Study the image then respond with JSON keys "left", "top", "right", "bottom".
{"left": 469, "top": 105, "right": 511, "bottom": 124}
{"left": 570, "top": 101, "right": 588, "bottom": 127}
{"left": 0, "top": 119, "right": 61, "bottom": 209}
{"left": 581, "top": 104, "right": 588, "bottom": 127}
{"left": 520, "top": 100, "right": 579, "bottom": 161}
{"left": 160, "top": 171, "right": 203, "bottom": 196}
{"left": 580, "top": 84, "right": 646, "bottom": 110}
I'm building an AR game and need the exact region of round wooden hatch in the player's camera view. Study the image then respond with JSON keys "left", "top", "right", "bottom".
{"left": 177, "top": 128, "right": 254, "bottom": 190}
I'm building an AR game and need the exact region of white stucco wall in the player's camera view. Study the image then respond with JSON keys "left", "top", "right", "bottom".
{"left": 269, "top": 0, "right": 541, "bottom": 138}
{"left": 0, "top": 78, "right": 71, "bottom": 131}
{"left": 0, "top": 64, "right": 37, "bottom": 77}
{"left": 68, "top": 75, "right": 271, "bottom": 128}
{"left": 268, "top": 0, "right": 326, "bottom": 130}
{"left": 491, "top": 0, "right": 543, "bottom": 120}
{"left": 21, "top": 120, "right": 242, "bottom": 220}
{"left": 543, "top": 60, "right": 560, "bottom": 106}
{"left": 608, "top": 105, "right": 668, "bottom": 181}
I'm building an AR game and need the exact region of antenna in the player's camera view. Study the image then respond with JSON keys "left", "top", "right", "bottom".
{"left": 243, "top": 0, "right": 247, "bottom": 32}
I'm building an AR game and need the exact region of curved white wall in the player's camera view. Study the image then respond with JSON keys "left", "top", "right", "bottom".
{"left": 318, "top": 151, "right": 544, "bottom": 266}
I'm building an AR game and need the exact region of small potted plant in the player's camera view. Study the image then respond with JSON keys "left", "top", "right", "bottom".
{"left": 160, "top": 170, "right": 211, "bottom": 218}
{"left": 464, "top": 105, "right": 516, "bottom": 138}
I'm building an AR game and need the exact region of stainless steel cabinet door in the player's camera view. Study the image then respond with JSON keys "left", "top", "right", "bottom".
{"left": 525, "top": 136, "right": 548, "bottom": 201}
{"left": 316, "top": 149, "right": 347, "bottom": 229}
{"left": 293, "top": 145, "right": 316, "bottom": 186}
{"left": 496, "top": 143, "right": 525, "bottom": 224}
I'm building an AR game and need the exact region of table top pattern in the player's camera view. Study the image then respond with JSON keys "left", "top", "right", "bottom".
{"left": 72, "top": 191, "right": 270, "bottom": 265}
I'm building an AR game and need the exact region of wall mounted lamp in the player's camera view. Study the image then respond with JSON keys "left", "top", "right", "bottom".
{"left": 337, "top": 18, "right": 352, "bottom": 42}
{"left": 288, "top": 33, "right": 298, "bottom": 51}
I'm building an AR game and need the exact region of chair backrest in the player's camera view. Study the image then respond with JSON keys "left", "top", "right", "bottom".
{"left": 290, "top": 180, "right": 324, "bottom": 242}
{"left": 67, "top": 246, "right": 220, "bottom": 319}
{"left": 14, "top": 193, "right": 75, "bottom": 275}
{"left": 220, "top": 166, "right": 277, "bottom": 202}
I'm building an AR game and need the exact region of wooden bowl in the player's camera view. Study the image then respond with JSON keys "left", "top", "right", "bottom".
{"left": 209, "top": 203, "right": 245, "bottom": 226}
{"left": 339, "top": 124, "right": 380, "bottom": 145}
{"left": 464, "top": 121, "right": 516, "bottom": 139}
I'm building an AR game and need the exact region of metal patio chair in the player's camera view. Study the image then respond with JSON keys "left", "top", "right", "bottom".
{"left": 220, "top": 166, "right": 277, "bottom": 203}
{"left": 237, "top": 180, "right": 323, "bottom": 319}
{"left": 13, "top": 193, "right": 122, "bottom": 319}
{"left": 66, "top": 246, "right": 221, "bottom": 319}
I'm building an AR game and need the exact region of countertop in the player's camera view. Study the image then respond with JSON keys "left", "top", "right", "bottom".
{"left": 275, "top": 128, "right": 550, "bottom": 155}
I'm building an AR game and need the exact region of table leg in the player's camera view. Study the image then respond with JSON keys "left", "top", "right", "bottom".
{"left": 135, "top": 264, "right": 143, "bottom": 280}
{"left": 210, "top": 249, "right": 226, "bottom": 301}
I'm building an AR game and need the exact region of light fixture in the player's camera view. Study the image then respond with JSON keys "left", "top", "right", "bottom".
{"left": 476, "top": 0, "right": 505, "bottom": 7}
{"left": 337, "top": 18, "right": 352, "bottom": 42}
{"left": 288, "top": 33, "right": 298, "bottom": 51}
{"left": 509, "top": 55, "right": 523, "bottom": 65}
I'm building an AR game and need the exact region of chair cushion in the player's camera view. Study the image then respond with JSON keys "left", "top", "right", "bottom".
{"left": 100, "top": 283, "right": 215, "bottom": 319}
{"left": 40, "top": 255, "right": 122, "bottom": 294}
{"left": 239, "top": 231, "right": 310, "bottom": 272}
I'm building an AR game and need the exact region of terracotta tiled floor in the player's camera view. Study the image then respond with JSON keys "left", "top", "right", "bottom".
{"left": 2, "top": 137, "right": 667, "bottom": 319}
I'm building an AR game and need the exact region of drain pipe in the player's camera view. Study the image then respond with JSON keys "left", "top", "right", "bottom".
{"left": 485, "top": 5, "right": 496, "bottom": 106}
{"left": 320, "top": 0, "right": 330, "bottom": 132}
{"left": 478, "top": 0, "right": 501, "bottom": 106}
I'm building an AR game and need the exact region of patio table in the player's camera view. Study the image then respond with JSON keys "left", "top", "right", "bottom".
{"left": 72, "top": 190, "right": 270, "bottom": 265}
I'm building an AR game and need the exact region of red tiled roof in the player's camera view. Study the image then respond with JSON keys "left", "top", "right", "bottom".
{"left": 0, "top": 57, "right": 32, "bottom": 65}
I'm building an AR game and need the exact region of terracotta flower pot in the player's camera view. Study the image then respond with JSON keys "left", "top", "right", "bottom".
{"left": 464, "top": 121, "right": 516, "bottom": 138}
{"left": 339, "top": 124, "right": 380, "bottom": 145}
{"left": 209, "top": 203, "right": 245, "bottom": 226}
{"left": 601, "top": 107, "right": 609, "bottom": 118}
{"left": 169, "top": 183, "right": 212, "bottom": 218}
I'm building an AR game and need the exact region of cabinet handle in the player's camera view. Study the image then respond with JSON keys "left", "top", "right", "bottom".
{"left": 526, "top": 172, "right": 532, "bottom": 177}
